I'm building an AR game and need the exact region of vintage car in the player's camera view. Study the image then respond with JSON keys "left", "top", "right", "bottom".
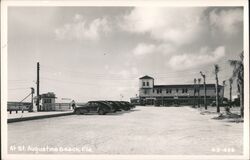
{"left": 74, "top": 101, "right": 115, "bottom": 115}
{"left": 105, "top": 101, "right": 122, "bottom": 112}
{"left": 114, "top": 101, "right": 130, "bottom": 111}
{"left": 120, "top": 101, "right": 135, "bottom": 109}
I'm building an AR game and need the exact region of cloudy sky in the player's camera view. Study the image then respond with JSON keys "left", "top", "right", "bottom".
{"left": 7, "top": 6, "right": 243, "bottom": 102}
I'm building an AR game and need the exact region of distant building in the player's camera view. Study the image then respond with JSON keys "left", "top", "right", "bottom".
{"left": 34, "top": 92, "right": 72, "bottom": 111}
{"left": 139, "top": 75, "right": 224, "bottom": 106}
{"left": 40, "top": 92, "right": 57, "bottom": 111}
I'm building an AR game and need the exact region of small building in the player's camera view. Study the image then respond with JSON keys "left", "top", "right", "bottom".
{"left": 139, "top": 75, "right": 224, "bottom": 106}
{"left": 40, "top": 92, "right": 56, "bottom": 111}
{"left": 33, "top": 92, "right": 73, "bottom": 111}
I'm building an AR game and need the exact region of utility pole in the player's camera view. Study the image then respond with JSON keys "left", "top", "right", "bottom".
{"left": 198, "top": 78, "right": 201, "bottom": 108}
{"left": 36, "top": 62, "right": 40, "bottom": 111}
{"left": 29, "top": 87, "right": 35, "bottom": 112}
{"left": 193, "top": 78, "right": 197, "bottom": 107}
{"left": 200, "top": 71, "right": 207, "bottom": 110}
{"left": 214, "top": 64, "right": 220, "bottom": 113}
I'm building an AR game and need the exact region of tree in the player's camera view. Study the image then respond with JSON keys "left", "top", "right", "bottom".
{"left": 229, "top": 51, "right": 244, "bottom": 117}
{"left": 214, "top": 64, "right": 220, "bottom": 113}
{"left": 222, "top": 80, "right": 226, "bottom": 102}
{"left": 229, "top": 78, "right": 233, "bottom": 109}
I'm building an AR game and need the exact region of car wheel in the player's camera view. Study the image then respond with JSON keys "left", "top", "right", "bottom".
{"left": 98, "top": 109, "right": 105, "bottom": 115}
{"left": 75, "top": 109, "right": 81, "bottom": 115}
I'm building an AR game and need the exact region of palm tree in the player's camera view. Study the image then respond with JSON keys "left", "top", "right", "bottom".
{"left": 222, "top": 80, "right": 226, "bottom": 103}
{"left": 214, "top": 64, "right": 220, "bottom": 113}
{"left": 229, "top": 51, "right": 244, "bottom": 117}
{"left": 229, "top": 78, "right": 233, "bottom": 109}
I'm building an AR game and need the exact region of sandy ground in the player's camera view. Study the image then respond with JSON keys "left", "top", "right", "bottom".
{"left": 7, "top": 106, "right": 243, "bottom": 155}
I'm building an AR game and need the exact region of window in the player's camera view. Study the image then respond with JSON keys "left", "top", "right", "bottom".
{"left": 147, "top": 82, "right": 149, "bottom": 86}
{"left": 182, "top": 88, "right": 188, "bottom": 93}
{"left": 167, "top": 89, "right": 172, "bottom": 93}
{"left": 153, "top": 89, "right": 155, "bottom": 93}
{"left": 144, "top": 90, "right": 147, "bottom": 94}
{"left": 157, "top": 89, "right": 162, "bottom": 94}
{"left": 143, "top": 82, "right": 145, "bottom": 86}
{"left": 44, "top": 99, "right": 51, "bottom": 103}
{"left": 176, "top": 89, "right": 179, "bottom": 93}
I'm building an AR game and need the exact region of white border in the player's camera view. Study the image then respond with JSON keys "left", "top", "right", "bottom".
{"left": 1, "top": 0, "right": 249, "bottom": 160}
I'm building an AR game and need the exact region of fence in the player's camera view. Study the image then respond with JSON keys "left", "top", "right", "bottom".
{"left": 54, "top": 103, "right": 72, "bottom": 111}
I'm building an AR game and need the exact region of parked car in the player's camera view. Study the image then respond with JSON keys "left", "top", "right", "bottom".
{"left": 120, "top": 101, "right": 135, "bottom": 109}
{"left": 114, "top": 101, "right": 130, "bottom": 111}
{"left": 105, "top": 101, "right": 122, "bottom": 112}
{"left": 74, "top": 101, "right": 115, "bottom": 115}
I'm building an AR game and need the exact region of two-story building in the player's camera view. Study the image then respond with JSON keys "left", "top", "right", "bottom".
{"left": 139, "top": 75, "right": 224, "bottom": 106}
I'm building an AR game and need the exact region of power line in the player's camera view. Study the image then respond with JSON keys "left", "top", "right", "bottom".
{"left": 8, "top": 87, "right": 30, "bottom": 91}
{"left": 41, "top": 64, "right": 231, "bottom": 78}
{"left": 41, "top": 64, "right": 213, "bottom": 76}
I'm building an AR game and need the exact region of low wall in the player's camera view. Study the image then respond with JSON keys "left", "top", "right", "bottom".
{"left": 8, "top": 112, "right": 74, "bottom": 123}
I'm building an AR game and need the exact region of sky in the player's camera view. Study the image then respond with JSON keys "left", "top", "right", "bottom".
{"left": 7, "top": 6, "right": 244, "bottom": 102}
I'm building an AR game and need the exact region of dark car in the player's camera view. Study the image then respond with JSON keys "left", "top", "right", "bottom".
{"left": 114, "top": 101, "right": 130, "bottom": 111}
{"left": 120, "top": 101, "right": 135, "bottom": 109}
{"left": 97, "top": 100, "right": 121, "bottom": 112}
{"left": 74, "top": 101, "right": 115, "bottom": 115}
{"left": 105, "top": 101, "right": 122, "bottom": 112}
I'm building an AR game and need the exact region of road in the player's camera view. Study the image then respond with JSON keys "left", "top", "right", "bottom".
{"left": 8, "top": 106, "right": 243, "bottom": 155}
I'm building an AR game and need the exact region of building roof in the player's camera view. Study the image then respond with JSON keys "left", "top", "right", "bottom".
{"left": 154, "top": 84, "right": 222, "bottom": 88}
{"left": 40, "top": 92, "right": 56, "bottom": 98}
{"left": 139, "top": 75, "right": 154, "bottom": 80}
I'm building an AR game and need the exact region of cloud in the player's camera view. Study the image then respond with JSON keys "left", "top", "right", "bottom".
{"left": 119, "top": 67, "right": 139, "bottom": 79}
{"left": 121, "top": 7, "right": 206, "bottom": 45}
{"left": 209, "top": 8, "right": 243, "bottom": 35}
{"left": 168, "top": 46, "right": 225, "bottom": 71}
{"left": 55, "top": 14, "right": 110, "bottom": 41}
{"left": 133, "top": 43, "right": 175, "bottom": 56}
{"left": 133, "top": 43, "right": 156, "bottom": 55}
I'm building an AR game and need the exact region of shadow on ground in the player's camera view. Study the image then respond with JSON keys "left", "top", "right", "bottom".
{"left": 74, "top": 109, "right": 140, "bottom": 116}
{"left": 211, "top": 113, "right": 243, "bottom": 123}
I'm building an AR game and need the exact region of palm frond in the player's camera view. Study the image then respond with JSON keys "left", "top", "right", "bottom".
{"left": 214, "top": 64, "right": 219, "bottom": 74}
{"left": 228, "top": 60, "right": 241, "bottom": 67}
{"left": 240, "top": 51, "right": 244, "bottom": 62}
